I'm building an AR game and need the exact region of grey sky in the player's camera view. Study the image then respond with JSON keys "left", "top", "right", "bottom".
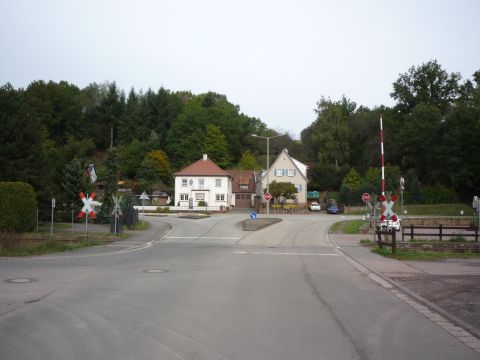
{"left": 1, "top": 0, "right": 479, "bottom": 139}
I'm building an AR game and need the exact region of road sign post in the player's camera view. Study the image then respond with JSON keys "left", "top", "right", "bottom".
{"left": 78, "top": 192, "right": 98, "bottom": 239}
{"left": 140, "top": 191, "right": 149, "bottom": 225}
{"left": 362, "top": 193, "right": 370, "bottom": 219}
{"left": 263, "top": 193, "right": 272, "bottom": 215}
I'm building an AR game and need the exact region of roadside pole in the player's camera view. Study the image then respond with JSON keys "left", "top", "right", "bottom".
{"left": 50, "top": 198, "right": 55, "bottom": 236}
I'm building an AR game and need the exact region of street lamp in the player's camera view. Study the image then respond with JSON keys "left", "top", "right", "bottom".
{"left": 251, "top": 133, "right": 286, "bottom": 216}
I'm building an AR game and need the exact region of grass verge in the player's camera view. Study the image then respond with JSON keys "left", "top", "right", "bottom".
{"left": 0, "top": 232, "right": 127, "bottom": 256}
{"left": 331, "top": 220, "right": 369, "bottom": 234}
{"left": 0, "top": 238, "right": 105, "bottom": 256}
{"left": 371, "top": 247, "right": 480, "bottom": 260}
{"left": 134, "top": 222, "right": 150, "bottom": 230}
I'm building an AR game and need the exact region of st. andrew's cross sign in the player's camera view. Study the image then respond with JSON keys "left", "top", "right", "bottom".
{"left": 379, "top": 194, "right": 398, "bottom": 222}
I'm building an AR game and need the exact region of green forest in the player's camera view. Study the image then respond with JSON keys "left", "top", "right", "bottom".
{"left": 1, "top": 60, "right": 479, "bottom": 214}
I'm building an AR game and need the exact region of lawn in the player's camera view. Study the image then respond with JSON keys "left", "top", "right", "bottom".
{"left": 401, "top": 203, "right": 473, "bottom": 216}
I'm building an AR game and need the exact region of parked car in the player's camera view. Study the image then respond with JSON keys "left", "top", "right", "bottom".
{"left": 326, "top": 204, "right": 340, "bottom": 214}
{"left": 308, "top": 202, "right": 321, "bottom": 211}
{"left": 379, "top": 218, "right": 401, "bottom": 231}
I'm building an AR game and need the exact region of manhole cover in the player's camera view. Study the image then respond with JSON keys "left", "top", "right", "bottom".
{"left": 4, "top": 278, "right": 37, "bottom": 284}
{"left": 142, "top": 269, "right": 168, "bottom": 274}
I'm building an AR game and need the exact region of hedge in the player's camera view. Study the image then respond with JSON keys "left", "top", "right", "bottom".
{"left": 0, "top": 182, "right": 37, "bottom": 232}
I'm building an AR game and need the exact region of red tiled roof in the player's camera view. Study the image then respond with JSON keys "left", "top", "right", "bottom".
{"left": 174, "top": 156, "right": 229, "bottom": 176}
{"left": 225, "top": 170, "right": 256, "bottom": 193}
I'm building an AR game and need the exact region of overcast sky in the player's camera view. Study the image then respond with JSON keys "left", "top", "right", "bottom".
{"left": 1, "top": 0, "right": 479, "bottom": 138}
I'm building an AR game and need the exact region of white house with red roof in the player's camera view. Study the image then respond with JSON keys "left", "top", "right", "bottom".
{"left": 173, "top": 154, "right": 232, "bottom": 208}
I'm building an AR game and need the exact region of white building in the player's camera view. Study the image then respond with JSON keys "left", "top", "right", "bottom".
{"left": 258, "top": 148, "right": 308, "bottom": 203}
{"left": 173, "top": 154, "right": 232, "bottom": 208}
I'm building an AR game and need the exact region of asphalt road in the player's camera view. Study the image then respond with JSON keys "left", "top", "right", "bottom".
{"left": 0, "top": 213, "right": 478, "bottom": 360}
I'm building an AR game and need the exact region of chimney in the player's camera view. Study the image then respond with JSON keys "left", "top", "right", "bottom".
{"left": 203, "top": 154, "right": 208, "bottom": 161}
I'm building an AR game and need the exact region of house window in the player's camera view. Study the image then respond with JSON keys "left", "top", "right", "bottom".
{"left": 275, "top": 169, "right": 283, "bottom": 177}
{"left": 195, "top": 193, "right": 205, "bottom": 201}
{"left": 240, "top": 184, "right": 248, "bottom": 190}
{"left": 180, "top": 194, "right": 189, "bottom": 201}
{"left": 295, "top": 184, "right": 303, "bottom": 193}
{"left": 198, "top": 179, "right": 204, "bottom": 189}
{"left": 288, "top": 169, "right": 296, "bottom": 177}
{"left": 215, "top": 179, "right": 221, "bottom": 187}
{"left": 181, "top": 178, "right": 188, "bottom": 187}
{"left": 216, "top": 194, "right": 225, "bottom": 201}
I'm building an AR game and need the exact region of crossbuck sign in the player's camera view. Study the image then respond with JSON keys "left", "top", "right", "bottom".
{"left": 78, "top": 192, "right": 97, "bottom": 218}
{"left": 379, "top": 194, "right": 398, "bottom": 222}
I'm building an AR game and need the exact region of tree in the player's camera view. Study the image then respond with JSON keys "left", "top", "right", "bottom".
{"left": 238, "top": 151, "right": 260, "bottom": 170}
{"left": 342, "top": 168, "right": 361, "bottom": 190}
{"left": 145, "top": 150, "right": 172, "bottom": 186}
{"left": 117, "top": 139, "right": 147, "bottom": 179}
{"left": 301, "top": 97, "right": 353, "bottom": 169}
{"left": 102, "top": 148, "right": 119, "bottom": 213}
{"left": 202, "top": 124, "right": 231, "bottom": 168}
{"left": 398, "top": 104, "right": 442, "bottom": 183}
{"left": 391, "top": 60, "right": 461, "bottom": 115}
{"left": 268, "top": 181, "right": 297, "bottom": 200}
{"left": 60, "top": 158, "right": 93, "bottom": 206}
{"left": 136, "top": 156, "right": 161, "bottom": 193}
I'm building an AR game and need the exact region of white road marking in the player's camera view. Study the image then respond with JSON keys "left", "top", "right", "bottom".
{"left": 165, "top": 236, "right": 240, "bottom": 240}
{"left": 234, "top": 251, "right": 339, "bottom": 256}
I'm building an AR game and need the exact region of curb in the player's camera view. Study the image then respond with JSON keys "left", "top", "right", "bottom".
{"left": 328, "top": 231, "right": 480, "bottom": 340}
{"left": 242, "top": 218, "right": 282, "bottom": 231}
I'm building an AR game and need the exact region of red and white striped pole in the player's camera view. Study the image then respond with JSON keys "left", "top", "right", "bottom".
{"left": 380, "top": 114, "right": 385, "bottom": 196}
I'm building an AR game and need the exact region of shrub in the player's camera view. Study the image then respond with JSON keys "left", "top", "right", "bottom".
{"left": 0, "top": 182, "right": 37, "bottom": 232}
{"left": 197, "top": 201, "right": 207, "bottom": 207}
{"left": 422, "top": 184, "right": 457, "bottom": 204}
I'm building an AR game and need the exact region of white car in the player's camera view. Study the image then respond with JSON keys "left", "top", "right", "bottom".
{"left": 379, "top": 218, "right": 401, "bottom": 231}
{"left": 308, "top": 202, "right": 321, "bottom": 211}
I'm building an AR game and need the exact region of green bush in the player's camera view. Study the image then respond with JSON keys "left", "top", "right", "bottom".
{"left": 197, "top": 201, "right": 207, "bottom": 207}
{"left": 422, "top": 184, "right": 457, "bottom": 204}
{"left": 0, "top": 182, "right": 37, "bottom": 232}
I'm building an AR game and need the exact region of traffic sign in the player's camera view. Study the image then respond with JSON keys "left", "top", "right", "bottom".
{"left": 379, "top": 194, "right": 398, "bottom": 222}
{"left": 263, "top": 192, "right": 272, "bottom": 201}
{"left": 78, "top": 192, "right": 97, "bottom": 218}
{"left": 250, "top": 212, "right": 257, "bottom": 220}
{"left": 362, "top": 193, "right": 370, "bottom": 203}
{"left": 140, "top": 191, "right": 149, "bottom": 200}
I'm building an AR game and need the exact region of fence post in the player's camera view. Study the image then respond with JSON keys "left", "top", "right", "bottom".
{"left": 392, "top": 229, "right": 397, "bottom": 255}
{"left": 377, "top": 231, "right": 383, "bottom": 249}
{"left": 410, "top": 224, "right": 414, "bottom": 241}
{"left": 439, "top": 224, "right": 443, "bottom": 242}
{"left": 476, "top": 227, "right": 478, "bottom": 243}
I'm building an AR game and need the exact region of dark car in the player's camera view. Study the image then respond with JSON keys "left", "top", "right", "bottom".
{"left": 326, "top": 204, "right": 340, "bottom": 214}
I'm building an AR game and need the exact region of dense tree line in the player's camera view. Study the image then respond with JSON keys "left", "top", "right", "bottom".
{"left": 1, "top": 60, "right": 479, "bottom": 213}
{"left": 302, "top": 60, "right": 480, "bottom": 204}
{"left": 0, "top": 81, "right": 283, "bottom": 215}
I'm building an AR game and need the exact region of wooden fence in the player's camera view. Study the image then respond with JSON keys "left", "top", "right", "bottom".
{"left": 401, "top": 224, "right": 479, "bottom": 242}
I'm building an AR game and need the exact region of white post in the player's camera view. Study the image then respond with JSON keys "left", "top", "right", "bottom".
{"left": 142, "top": 197, "right": 145, "bottom": 225}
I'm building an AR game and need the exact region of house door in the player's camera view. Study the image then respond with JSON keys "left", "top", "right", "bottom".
{"left": 235, "top": 194, "right": 252, "bottom": 208}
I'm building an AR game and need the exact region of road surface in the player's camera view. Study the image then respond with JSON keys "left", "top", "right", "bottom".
{"left": 0, "top": 213, "right": 478, "bottom": 359}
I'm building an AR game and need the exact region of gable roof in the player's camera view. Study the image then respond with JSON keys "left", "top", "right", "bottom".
{"left": 225, "top": 170, "right": 257, "bottom": 193}
{"left": 261, "top": 148, "right": 307, "bottom": 181}
{"left": 174, "top": 155, "right": 230, "bottom": 177}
